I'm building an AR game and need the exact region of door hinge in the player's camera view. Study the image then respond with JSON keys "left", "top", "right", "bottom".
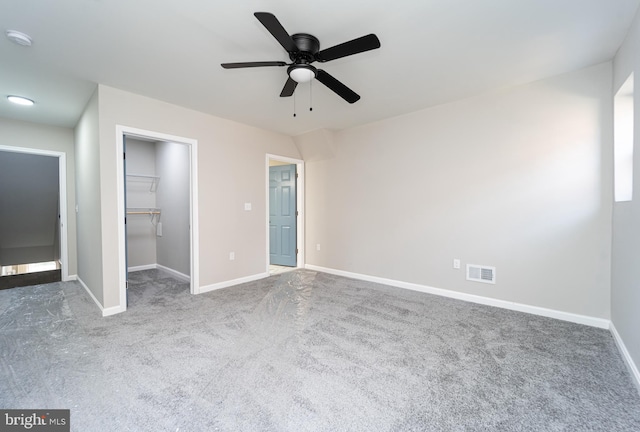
{"left": 296, "top": 210, "right": 299, "bottom": 216}
{"left": 123, "top": 152, "right": 126, "bottom": 160}
{"left": 296, "top": 173, "right": 299, "bottom": 178}
{"left": 296, "top": 248, "right": 299, "bottom": 254}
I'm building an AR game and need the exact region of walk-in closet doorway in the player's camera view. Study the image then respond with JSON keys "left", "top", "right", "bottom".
{"left": 116, "top": 126, "right": 199, "bottom": 311}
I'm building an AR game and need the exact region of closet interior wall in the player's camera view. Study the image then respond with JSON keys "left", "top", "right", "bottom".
{"left": 125, "top": 139, "right": 157, "bottom": 270}
{"left": 125, "top": 138, "right": 190, "bottom": 280}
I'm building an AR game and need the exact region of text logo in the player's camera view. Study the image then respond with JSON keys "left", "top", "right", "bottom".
{"left": 0, "top": 410, "right": 69, "bottom": 432}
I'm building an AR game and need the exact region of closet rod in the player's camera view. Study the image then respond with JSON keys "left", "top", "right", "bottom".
{"left": 126, "top": 174, "right": 159, "bottom": 179}
{"left": 126, "top": 211, "right": 161, "bottom": 215}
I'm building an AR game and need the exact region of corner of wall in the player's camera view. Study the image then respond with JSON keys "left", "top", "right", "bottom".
{"left": 610, "top": 322, "right": 640, "bottom": 396}
{"left": 293, "top": 128, "right": 336, "bottom": 161}
{"left": 74, "top": 87, "right": 104, "bottom": 306}
{"left": 611, "top": 0, "right": 640, "bottom": 398}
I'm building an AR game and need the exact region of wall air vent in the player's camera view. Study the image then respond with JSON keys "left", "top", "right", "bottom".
{"left": 466, "top": 264, "right": 496, "bottom": 284}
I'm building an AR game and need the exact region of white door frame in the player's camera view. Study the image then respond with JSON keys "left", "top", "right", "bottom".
{"left": 266, "top": 154, "right": 304, "bottom": 272}
{"left": 0, "top": 145, "right": 70, "bottom": 281}
{"left": 115, "top": 125, "right": 200, "bottom": 312}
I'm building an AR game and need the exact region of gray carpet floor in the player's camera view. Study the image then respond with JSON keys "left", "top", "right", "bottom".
{"left": 1, "top": 269, "right": 639, "bottom": 431}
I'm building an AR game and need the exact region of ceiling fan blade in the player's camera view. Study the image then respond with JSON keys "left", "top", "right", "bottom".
{"left": 254, "top": 12, "right": 298, "bottom": 53}
{"left": 280, "top": 77, "right": 298, "bottom": 97}
{"left": 316, "top": 34, "right": 381, "bottom": 62}
{"left": 221, "top": 61, "right": 287, "bottom": 69}
{"left": 316, "top": 69, "right": 360, "bottom": 103}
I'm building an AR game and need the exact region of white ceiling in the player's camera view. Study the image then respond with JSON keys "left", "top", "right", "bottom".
{"left": 0, "top": 0, "right": 638, "bottom": 136}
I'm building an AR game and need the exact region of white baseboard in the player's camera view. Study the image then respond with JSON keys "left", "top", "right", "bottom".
{"left": 128, "top": 263, "right": 191, "bottom": 283}
{"left": 65, "top": 274, "right": 78, "bottom": 282}
{"left": 305, "top": 265, "right": 610, "bottom": 329}
{"left": 610, "top": 322, "right": 640, "bottom": 395}
{"left": 76, "top": 276, "right": 101, "bottom": 311}
{"left": 198, "top": 272, "right": 269, "bottom": 294}
{"left": 75, "top": 276, "right": 125, "bottom": 317}
{"left": 102, "top": 304, "right": 126, "bottom": 317}
{"left": 128, "top": 264, "right": 157, "bottom": 272}
{"left": 156, "top": 264, "right": 190, "bottom": 283}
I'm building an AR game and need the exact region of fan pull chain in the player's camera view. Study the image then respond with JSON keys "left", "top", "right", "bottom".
{"left": 310, "top": 80, "right": 313, "bottom": 112}
{"left": 293, "top": 90, "right": 297, "bottom": 117}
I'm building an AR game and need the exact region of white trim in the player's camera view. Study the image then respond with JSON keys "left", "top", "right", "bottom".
{"left": 0, "top": 145, "right": 66, "bottom": 158}
{"left": 305, "top": 265, "right": 610, "bottom": 329}
{"left": 189, "top": 141, "right": 200, "bottom": 295}
{"left": 127, "top": 263, "right": 190, "bottom": 282}
{"left": 157, "top": 264, "right": 191, "bottom": 283}
{"left": 58, "top": 154, "right": 69, "bottom": 281}
{"left": 0, "top": 145, "right": 70, "bottom": 283}
{"left": 115, "top": 125, "right": 200, "bottom": 312}
{"left": 199, "top": 272, "right": 269, "bottom": 294}
{"left": 76, "top": 276, "right": 100, "bottom": 309}
{"left": 76, "top": 276, "right": 125, "bottom": 317}
{"left": 67, "top": 274, "right": 78, "bottom": 281}
{"left": 116, "top": 130, "right": 127, "bottom": 311}
{"left": 102, "top": 304, "right": 127, "bottom": 317}
{"left": 610, "top": 322, "right": 640, "bottom": 395}
{"left": 265, "top": 154, "right": 305, "bottom": 274}
{"left": 128, "top": 264, "right": 157, "bottom": 272}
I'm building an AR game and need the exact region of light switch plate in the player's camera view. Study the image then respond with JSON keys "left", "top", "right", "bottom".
{"left": 244, "top": 203, "right": 252, "bottom": 211}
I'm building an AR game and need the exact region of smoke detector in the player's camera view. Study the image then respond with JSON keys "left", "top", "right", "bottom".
{"left": 6, "top": 30, "right": 33, "bottom": 47}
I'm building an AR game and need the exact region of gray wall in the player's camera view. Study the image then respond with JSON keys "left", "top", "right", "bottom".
{"left": 0, "top": 152, "right": 59, "bottom": 266}
{"left": 612, "top": 9, "right": 640, "bottom": 382}
{"left": 156, "top": 141, "right": 190, "bottom": 276}
{"left": 301, "top": 62, "right": 613, "bottom": 319}
{"left": 83, "top": 84, "right": 300, "bottom": 309}
{"left": 125, "top": 138, "right": 157, "bottom": 268}
{"left": 75, "top": 89, "right": 103, "bottom": 303}
{"left": 0, "top": 117, "right": 77, "bottom": 276}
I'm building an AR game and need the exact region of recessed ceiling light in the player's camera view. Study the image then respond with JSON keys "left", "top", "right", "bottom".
{"left": 7, "top": 96, "right": 34, "bottom": 106}
{"left": 6, "top": 30, "right": 33, "bottom": 46}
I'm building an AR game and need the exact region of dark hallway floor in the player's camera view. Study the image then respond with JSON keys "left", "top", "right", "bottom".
{"left": 0, "top": 269, "right": 61, "bottom": 290}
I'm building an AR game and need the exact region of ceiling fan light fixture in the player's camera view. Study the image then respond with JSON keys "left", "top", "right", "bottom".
{"left": 288, "top": 64, "right": 317, "bottom": 83}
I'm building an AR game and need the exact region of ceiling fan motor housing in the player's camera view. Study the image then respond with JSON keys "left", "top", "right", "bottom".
{"left": 290, "top": 33, "right": 320, "bottom": 63}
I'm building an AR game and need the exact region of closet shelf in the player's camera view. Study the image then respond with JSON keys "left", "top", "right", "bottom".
{"left": 126, "top": 173, "right": 160, "bottom": 192}
{"left": 126, "top": 208, "right": 161, "bottom": 225}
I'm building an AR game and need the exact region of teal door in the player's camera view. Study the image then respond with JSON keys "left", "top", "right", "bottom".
{"left": 269, "top": 164, "right": 297, "bottom": 266}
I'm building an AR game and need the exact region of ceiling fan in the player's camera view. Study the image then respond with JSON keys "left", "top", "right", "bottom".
{"left": 221, "top": 12, "right": 381, "bottom": 104}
